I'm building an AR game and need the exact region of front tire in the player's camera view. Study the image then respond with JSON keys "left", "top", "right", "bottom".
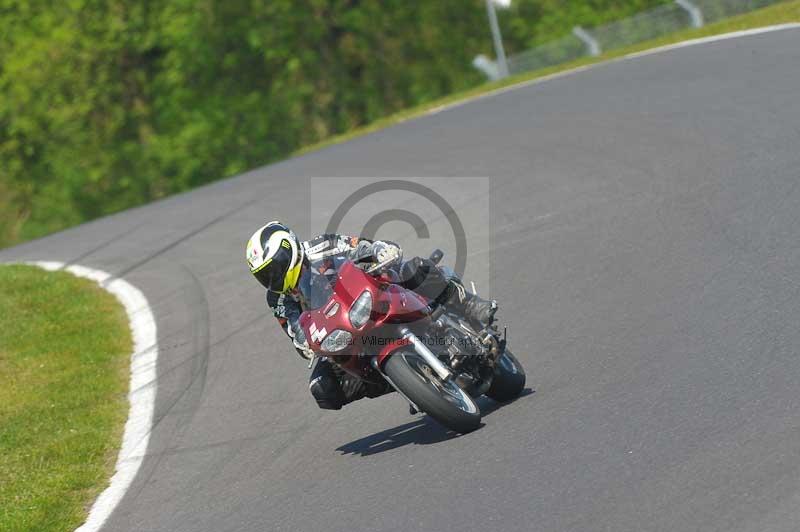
{"left": 486, "top": 349, "right": 526, "bottom": 402}
{"left": 383, "top": 350, "right": 481, "bottom": 434}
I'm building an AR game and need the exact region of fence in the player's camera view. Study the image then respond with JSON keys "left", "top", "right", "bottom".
{"left": 475, "top": 0, "right": 788, "bottom": 79}
{"left": 506, "top": 34, "right": 586, "bottom": 76}
{"left": 588, "top": 2, "right": 695, "bottom": 52}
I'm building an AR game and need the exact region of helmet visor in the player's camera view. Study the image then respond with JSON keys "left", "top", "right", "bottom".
{"left": 253, "top": 260, "right": 287, "bottom": 292}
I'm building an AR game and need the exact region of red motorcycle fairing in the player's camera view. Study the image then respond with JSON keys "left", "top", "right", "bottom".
{"left": 299, "top": 261, "right": 431, "bottom": 378}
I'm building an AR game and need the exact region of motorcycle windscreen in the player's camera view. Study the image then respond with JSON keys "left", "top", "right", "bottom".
{"left": 297, "top": 265, "right": 336, "bottom": 310}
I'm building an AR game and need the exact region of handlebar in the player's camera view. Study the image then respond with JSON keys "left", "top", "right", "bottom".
{"left": 365, "top": 254, "right": 399, "bottom": 275}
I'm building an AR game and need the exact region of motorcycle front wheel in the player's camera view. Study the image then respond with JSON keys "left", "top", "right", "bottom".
{"left": 383, "top": 350, "right": 481, "bottom": 434}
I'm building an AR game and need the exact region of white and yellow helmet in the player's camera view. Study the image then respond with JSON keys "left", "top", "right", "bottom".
{"left": 245, "top": 221, "right": 304, "bottom": 293}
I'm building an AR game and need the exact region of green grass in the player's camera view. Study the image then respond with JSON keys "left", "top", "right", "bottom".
{"left": 295, "top": 0, "right": 800, "bottom": 156}
{"left": 0, "top": 265, "right": 131, "bottom": 532}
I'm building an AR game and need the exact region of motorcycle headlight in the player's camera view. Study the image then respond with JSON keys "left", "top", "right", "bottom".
{"left": 320, "top": 329, "right": 353, "bottom": 352}
{"left": 349, "top": 290, "right": 373, "bottom": 328}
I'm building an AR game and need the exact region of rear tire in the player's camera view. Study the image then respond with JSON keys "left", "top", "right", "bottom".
{"left": 383, "top": 350, "right": 481, "bottom": 434}
{"left": 486, "top": 349, "right": 526, "bottom": 402}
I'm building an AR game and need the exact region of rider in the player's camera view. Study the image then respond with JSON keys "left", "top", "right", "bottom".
{"left": 245, "top": 221, "right": 497, "bottom": 410}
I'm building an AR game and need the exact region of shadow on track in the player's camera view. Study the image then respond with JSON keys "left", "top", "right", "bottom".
{"left": 336, "top": 388, "right": 534, "bottom": 457}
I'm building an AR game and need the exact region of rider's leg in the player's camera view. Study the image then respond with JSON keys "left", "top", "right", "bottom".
{"left": 309, "top": 358, "right": 390, "bottom": 410}
{"left": 440, "top": 278, "right": 497, "bottom": 328}
{"left": 400, "top": 257, "right": 497, "bottom": 328}
{"left": 309, "top": 358, "right": 346, "bottom": 410}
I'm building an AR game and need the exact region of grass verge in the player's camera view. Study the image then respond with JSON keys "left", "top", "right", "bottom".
{"left": 295, "top": 0, "right": 800, "bottom": 156}
{"left": 0, "top": 265, "right": 131, "bottom": 532}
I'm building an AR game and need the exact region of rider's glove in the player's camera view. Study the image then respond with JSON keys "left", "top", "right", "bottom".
{"left": 294, "top": 338, "right": 314, "bottom": 360}
{"left": 371, "top": 241, "right": 402, "bottom": 265}
{"left": 289, "top": 320, "right": 314, "bottom": 360}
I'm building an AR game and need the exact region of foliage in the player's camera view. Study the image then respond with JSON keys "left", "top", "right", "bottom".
{"left": 499, "top": 0, "right": 669, "bottom": 52}
{"left": 0, "top": 0, "right": 751, "bottom": 247}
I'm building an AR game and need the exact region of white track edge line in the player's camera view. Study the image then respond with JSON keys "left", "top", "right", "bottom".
{"left": 26, "top": 261, "right": 157, "bottom": 532}
{"left": 422, "top": 23, "right": 800, "bottom": 117}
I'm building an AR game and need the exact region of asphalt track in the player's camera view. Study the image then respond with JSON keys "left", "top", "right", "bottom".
{"left": 3, "top": 27, "right": 800, "bottom": 532}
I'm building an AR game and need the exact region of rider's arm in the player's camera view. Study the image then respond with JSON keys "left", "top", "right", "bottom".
{"left": 266, "top": 291, "right": 314, "bottom": 360}
{"left": 304, "top": 233, "right": 401, "bottom": 266}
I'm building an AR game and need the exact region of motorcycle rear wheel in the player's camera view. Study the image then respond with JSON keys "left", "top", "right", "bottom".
{"left": 384, "top": 350, "right": 481, "bottom": 434}
{"left": 485, "top": 349, "right": 526, "bottom": 402}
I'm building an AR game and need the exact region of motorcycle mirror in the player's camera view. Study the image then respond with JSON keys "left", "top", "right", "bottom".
{"left": 429, "top": 249, "right": 444, "bottom": 265}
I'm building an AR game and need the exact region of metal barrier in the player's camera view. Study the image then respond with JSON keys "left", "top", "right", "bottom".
{"left": 588, "top": 3, "right": 693, "bottom": 53}
{"left": 693, "top": 0, "right": 783, "bottom": 23}
{"left": 506, "top": 34, "right": 586, "bottom": 75}
{"left": 477, "top": 0, "right": 788, "bottom": 78}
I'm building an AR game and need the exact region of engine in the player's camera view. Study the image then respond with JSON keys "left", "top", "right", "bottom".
{"left": 428, "top": 315, "right": 494, "bottom": 396}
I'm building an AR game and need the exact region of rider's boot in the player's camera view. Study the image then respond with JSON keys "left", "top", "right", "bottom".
{"left": 440, "top": 279, "right": 497, "bottom": 329}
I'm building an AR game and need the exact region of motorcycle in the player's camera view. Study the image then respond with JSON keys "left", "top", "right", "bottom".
{"left": 298, "top": 249, "right": 526, "bottom": 434}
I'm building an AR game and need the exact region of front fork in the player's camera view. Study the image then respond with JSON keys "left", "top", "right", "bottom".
{"left": 397, "top": 327, "right": 453, "bottom": 380}
{"left": 373, "top": 323, "right": 504, "bottom": 411}
{"left": 370, "top": 328, "right": 453, "bottom": 413}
